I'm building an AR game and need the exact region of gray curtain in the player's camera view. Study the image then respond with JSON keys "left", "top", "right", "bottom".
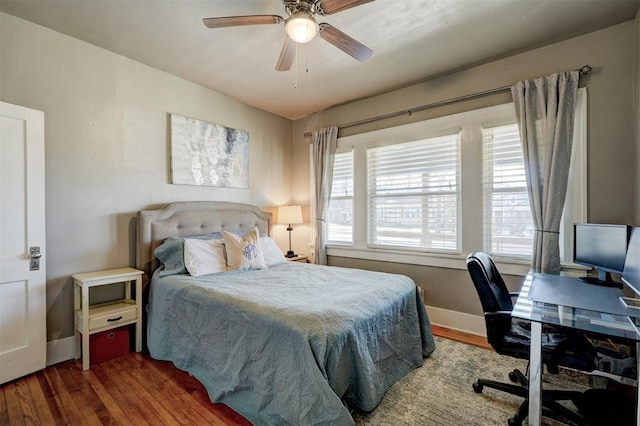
{"left": 312, "top": 126, "right": 338, "bottom": 265}
{"left": 511, "top": 71, "right": 579, "bottom": 274}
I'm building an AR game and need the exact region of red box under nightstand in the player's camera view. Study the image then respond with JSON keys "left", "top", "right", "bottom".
{"left": 88, "top": 326, "right": 130, "bottom": 365}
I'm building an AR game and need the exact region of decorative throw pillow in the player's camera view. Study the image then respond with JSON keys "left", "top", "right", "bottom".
{"left": 260, "top": 237, "right": 287, "bottom": 266}
{"left": 223, "top": 228, "right": 266, "bottom": 270}
{"left": 184, "top": 238, "right": 227, "bottom": 277}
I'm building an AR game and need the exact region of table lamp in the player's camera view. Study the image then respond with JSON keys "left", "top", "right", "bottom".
{"left": 277, "top": 205, "right": 303, "bottom": 258}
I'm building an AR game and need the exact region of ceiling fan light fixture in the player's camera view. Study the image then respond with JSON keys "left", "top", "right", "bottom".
{"left": 285, "top": 12, "right": 318, "bottom": 43}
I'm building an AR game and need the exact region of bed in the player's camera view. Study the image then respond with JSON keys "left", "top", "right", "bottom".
{"left": 136, "top": 201, "right": 436, "bottom": 425}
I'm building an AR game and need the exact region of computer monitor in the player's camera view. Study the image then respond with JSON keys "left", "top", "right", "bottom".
{"left": 573, "top": 223, "right": 630, "bottom": 287}
{"left": 622, "top": 227, "right": 640, "bottom": 296}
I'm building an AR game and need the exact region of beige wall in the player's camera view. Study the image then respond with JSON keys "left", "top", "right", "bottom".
{"left": 0, "top": 13, "right": 293, "bottom": 341}
{"left": 294, "top": 21, "right": 638, "bottom": 317}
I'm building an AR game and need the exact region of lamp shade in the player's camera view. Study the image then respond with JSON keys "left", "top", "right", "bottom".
{"left": 285, "top": 12, "right": 318, "bottom": 43}
{"left": 277, "top": 205, "right": 303, "bottom": 225}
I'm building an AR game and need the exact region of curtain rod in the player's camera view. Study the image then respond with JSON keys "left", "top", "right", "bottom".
{"left": 304, "top": 65, "right": 593, "bottom": 137}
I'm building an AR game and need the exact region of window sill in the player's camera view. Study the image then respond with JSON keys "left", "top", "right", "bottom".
{"left": 326, "top": 246, "right": 589, "bottom": 277}
{"left": 326, "top": 246, "right": 532, "bottom": 276}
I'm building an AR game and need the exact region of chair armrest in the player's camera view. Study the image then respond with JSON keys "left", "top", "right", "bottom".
{"left": 509, "top": 292, "right": 520, "bottom": 299}
{"left": 484, "top": 311, "right": 514, "bottom": 338}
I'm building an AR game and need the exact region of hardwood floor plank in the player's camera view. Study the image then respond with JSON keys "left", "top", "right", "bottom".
{"left": 42, "top": 363, "right": 85, "bottom": 425}
{"left": 0, "top": 385, "right": 10, "bottom": 425}
{"left": 121, "top": 353, "right": 215, "bottom": 425}
{"left": 25, "top": 373, "right": 58, "bottom": 425}
{"left": 96, "top": 357, "right": 165, "bottom": 425}
{"left": 106, "top": 355, "right": 183, "bottom": 424}
{"left": 57, "top": 360, "right": 115, "bottom": 425}
{"left": 14, "top": 378, "right": 39, "bottom": 425}
{"left": 431, "top": 324, "right": 491, "bottom": 350}
{"left": 81, "top": 366, "right": 130, "bottom": 425}
{"left": 89, "top": 360, "right": 153, "bottom": 425}
{"left": 3, "top": 383, "right": 26, "bottom": 426}
{"left": 35, "top": 370, "right": 66, "bottom": 425}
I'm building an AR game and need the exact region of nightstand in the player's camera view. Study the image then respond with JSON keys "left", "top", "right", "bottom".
{"left": 73, "top": 267, "right": 143, "bottom": 370}
{"left": 286, "top": 254, "right": 308, "bottom": 263}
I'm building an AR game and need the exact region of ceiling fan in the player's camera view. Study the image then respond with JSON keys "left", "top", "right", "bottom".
{"left": 203, "top": 0, "right": 374, "bottom": 71}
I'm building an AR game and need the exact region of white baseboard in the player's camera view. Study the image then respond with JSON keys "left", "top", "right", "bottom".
{"left": 425, "top": 305, "right": 487, "bottom": 338}
{"left": 46, "top": 336, "right": 76, "bottom": 366}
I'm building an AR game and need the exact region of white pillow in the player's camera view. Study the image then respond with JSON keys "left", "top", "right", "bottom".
{"left": 183, "top": 238, "right": 227, "bottom": 277}
{"left": 223, "top": 228, "right": 267, "bottom": 270}
{"left": 260, "top": 237, "right": 287, "bottom": 266}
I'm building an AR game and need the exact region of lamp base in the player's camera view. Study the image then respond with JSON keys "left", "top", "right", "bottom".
{"left": 285, "top": 251, "right": 297, "bottom": 258}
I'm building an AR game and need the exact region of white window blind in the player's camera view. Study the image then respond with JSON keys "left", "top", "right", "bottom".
{"left": 327, "top": 151, "right": 354, "bottom": 244}
{"left": 367, "top": 134, "right": 461, "bottom": 251}
{"left": 482, "top": 123, "right": 533, "bottom": 258}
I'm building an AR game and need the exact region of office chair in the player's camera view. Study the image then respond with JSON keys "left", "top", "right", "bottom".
{"left": 466, "top": 252, "right": 598, "bottom": 426}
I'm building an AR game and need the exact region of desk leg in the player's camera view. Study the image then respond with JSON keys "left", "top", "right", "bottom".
{"left": 528, "top": 321, "right": 543, "bottom": 425}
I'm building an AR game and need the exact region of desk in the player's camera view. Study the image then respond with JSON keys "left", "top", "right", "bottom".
{"left": 512, "top": 271, "right": 640, "bottom": 425}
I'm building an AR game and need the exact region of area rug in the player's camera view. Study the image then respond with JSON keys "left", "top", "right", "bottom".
{"left": 353, "top": 336, "right": 589, "bottom": 426}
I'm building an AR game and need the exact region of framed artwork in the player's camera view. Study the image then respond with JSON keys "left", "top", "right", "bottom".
{"left": 170, "top": 113, "right": 249, "bottom": 188}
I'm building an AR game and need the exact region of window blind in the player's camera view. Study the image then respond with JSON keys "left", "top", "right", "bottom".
{"left": 482, "top": 124, "right": 533, "bottom": 258}
{"left": 367, "top": 134, "right": 460, "bottom": 251}
{"left": 327, "top": 151, "right": 354, "bottom": 244}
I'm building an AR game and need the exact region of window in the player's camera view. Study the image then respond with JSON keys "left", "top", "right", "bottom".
{"left": 367, "top": 134, "right": 461, "bottom": 251}
{"left": 327, "top": 151, "right": 353, "bottom": 244}
{"left": 324, "top": 89, "right": 586, "bottom": 272}
{"left": 482, "top": 124, "right": 533, "bottom": 258}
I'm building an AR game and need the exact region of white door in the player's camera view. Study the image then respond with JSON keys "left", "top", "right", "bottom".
{"left": 0, "top": 101, "right": 46, "bottom": 384}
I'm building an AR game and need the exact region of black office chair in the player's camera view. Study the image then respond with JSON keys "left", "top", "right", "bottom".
{"left": 466, "top": 252, "right": 598, "bottom": 426}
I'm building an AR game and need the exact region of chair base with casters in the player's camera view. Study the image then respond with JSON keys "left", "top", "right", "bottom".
{"left": 472, "top": 370, "right": 587, "bottom": 426}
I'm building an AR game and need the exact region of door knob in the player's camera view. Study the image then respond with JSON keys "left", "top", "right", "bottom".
{"left": 29, "top": 246, "right": 42, "bottom": 271}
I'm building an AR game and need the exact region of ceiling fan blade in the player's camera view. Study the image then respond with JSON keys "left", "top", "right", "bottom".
{"left": 203, "top": 15, "right": 283, "bottom": 29}
{"left": 276, "top": 37, "right": 296, "bottom": 71}
{"left": 318, "top": 23, "right": 372, "bottom": 62}
{"left": 317, "top": 0, "right": 374, "bottom": 15}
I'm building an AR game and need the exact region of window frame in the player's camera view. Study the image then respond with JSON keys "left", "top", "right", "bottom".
{"left": 324, "top": 89, "right": 587, "bottom": 275}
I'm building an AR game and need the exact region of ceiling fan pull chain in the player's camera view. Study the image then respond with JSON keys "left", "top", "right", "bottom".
{"left": 295, "top": 42, "right": 299, "bottom": 89}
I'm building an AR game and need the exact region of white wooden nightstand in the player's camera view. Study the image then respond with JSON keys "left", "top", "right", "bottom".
{"left": 73, "top": 267, "right": 143, "bottom": 370}
{"left": 286, "top": 255, "right": 308, "bottom": 263}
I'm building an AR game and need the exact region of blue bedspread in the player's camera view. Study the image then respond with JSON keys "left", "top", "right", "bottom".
{"left": 147, "top": 262, "right": 435, "bottom": 425}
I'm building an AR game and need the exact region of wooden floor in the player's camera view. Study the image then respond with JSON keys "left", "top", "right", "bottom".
{"left": 432, "top": 324, "right": 490, "bottom": 350}
{"left": 1, "top": 327, "right": 489, "bottom": 425}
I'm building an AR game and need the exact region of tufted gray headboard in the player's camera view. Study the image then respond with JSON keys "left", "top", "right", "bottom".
{"left": 136, "top": 201, "right": 272, "bottom": 282}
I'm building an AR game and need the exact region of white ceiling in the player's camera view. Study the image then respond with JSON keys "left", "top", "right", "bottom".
{"left": 2, "top": 0, "right": 639, "bottom": 120}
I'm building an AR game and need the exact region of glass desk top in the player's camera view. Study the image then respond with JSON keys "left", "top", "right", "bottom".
{"left": 512, "top": 272, "right": 640, "bottom": 342}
